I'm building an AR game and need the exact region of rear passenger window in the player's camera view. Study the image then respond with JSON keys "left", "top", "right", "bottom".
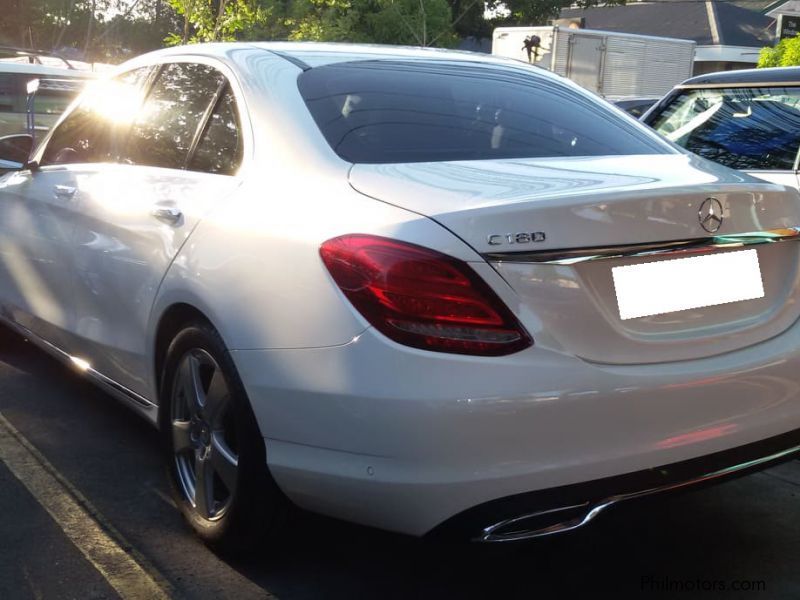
{"left": 121, "top": 63, "right": 224, "bottom": 170}
{"left": 188, "top": 86, "right": 242, "bottom": 175}
{"left": 41, "top": 67, "right": 150, "bottom": 166}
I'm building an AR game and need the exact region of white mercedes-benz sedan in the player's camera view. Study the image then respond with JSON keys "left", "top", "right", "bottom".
{"left": 1, "top": 42, "right": 800, "bottom": 552}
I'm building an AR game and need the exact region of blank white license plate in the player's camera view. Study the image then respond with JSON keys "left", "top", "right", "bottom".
{"left": 612, "top": 249, "right": 764, "bottom": 320}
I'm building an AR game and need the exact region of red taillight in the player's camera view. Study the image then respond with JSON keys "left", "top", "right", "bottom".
{"left": 320, "top": 235, "right": 532, "bottom": 356}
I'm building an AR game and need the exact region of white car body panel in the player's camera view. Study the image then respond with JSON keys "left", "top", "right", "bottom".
{"left": 233, "top": 319, "right": 800, "bottom": 535}
{"left": 746, "top": 169, "right": 800, "bottom": 190}
{"left": 1, "top": 42, "right": 800, "bottom": 539}
{"left": 0, "top": 167, "right": 79, "bottom": 348}
{"left": 348, "top": 154, "right": 797, "bottom": 251}
{"left": 67, "top": 164, "right": 243, "bottom": 398}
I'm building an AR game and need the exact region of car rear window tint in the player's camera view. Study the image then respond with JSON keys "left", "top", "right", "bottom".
{"left": 647, "top": 87, "right": 800, "bottom": 170}
{"left": 188, "top": 85, "right": 242, "bottom": 175}
{"left": 297, "top": 60, "right": 670, "bottom": 164}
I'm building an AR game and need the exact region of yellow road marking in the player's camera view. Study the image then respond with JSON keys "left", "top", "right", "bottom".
{"left": 0, "top": 412, "right": 174, "bottom": 600}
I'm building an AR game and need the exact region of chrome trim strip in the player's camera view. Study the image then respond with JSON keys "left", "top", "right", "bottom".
{"left": 676, "top": 82, "right": 800, "bottom": 90}
{"left": 478, "top": 442, "right": 800, "bottom": 543}
{"left": 0, "top": 315, "right": 155, "bottom": 409}
{"left": 483, "top": 227, "right": 800, "bottom": 265}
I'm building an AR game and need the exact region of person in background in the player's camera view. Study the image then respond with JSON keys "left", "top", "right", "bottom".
{"left": 522, "top": 35, "right": 541, "bottom": 63}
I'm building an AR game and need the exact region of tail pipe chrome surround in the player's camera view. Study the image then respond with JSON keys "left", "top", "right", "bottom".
{"left": 477, "top": 442, "right": 800, "bottom": 543}
{"left": 482, "top": 227, "right": 800, "bottom": 266}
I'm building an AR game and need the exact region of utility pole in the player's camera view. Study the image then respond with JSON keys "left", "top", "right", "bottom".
{"left": 83, "top": 0, "right": 97, "bottom": 57}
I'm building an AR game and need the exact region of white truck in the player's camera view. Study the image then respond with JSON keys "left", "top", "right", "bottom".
{"left": 492, "top": 26, "right": 696, "bottom": 100}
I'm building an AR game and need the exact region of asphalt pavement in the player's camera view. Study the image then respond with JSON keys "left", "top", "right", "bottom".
{"left": 1, "top": 324, "right": 799, "bottom": 599}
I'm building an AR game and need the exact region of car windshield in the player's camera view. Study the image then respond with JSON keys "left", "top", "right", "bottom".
{"left": 647, "top": 87, "right": 800, "bottom": 170}
{"left": 297, "top": 60, "right": 671, "bottom": 164}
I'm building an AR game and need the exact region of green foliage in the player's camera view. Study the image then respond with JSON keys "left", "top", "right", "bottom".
{"left": 758, "top": 45, "right": 780, "bottom": 68}
{"left": 369, "top": 0, "right": 458, "bottom": 47}
{"left": 165, "top": 0, "right": 269, "bottom": 45}
{"left": 758, "top": 36, "right": 800, "bottom": 68}
{"left": 268, "top": 0, "right": 458, "bottom": 47}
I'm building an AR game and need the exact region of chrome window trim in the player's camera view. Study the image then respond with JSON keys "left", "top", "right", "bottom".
{"left": 676, "top": 82, "right": 800, "bottom": 90}
{"left": 483, "top": 227, "right": 800, "bottom": 265}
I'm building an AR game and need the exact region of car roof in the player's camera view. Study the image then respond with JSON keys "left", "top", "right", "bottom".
{"left": 121, "top": 41, "right": 562, "bottom": 80}
{"left": 115, "top": 41, "right": 575, "bottom": 99}
{"left": 677, "top": 66, "right": 800, "bottom": 88}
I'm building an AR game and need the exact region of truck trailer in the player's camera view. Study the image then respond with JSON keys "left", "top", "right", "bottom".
{"left": 492, "top": 26, "right": 696, "bottom": 100}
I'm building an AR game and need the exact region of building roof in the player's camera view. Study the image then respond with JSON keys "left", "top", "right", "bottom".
{"left": 559, "top": 1, "right": 775, "bottom": 47}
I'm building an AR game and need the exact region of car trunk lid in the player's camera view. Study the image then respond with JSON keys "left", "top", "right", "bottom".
{"left": 349, "top": 154, "right": 800, "bottom": 364}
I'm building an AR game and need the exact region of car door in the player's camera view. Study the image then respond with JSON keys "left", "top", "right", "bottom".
{"left": 68, "top": 60, "right": 246, "bottom": 400}
{"left": 0, "top": 69, "right": 149, "bottom": 348}
{"left": 0, "top": 156, "right": 78, "bottom": 347}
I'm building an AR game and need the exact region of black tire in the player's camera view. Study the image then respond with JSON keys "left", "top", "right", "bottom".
{"left": 159, "top": 321, "right": 287, "bottom": 555}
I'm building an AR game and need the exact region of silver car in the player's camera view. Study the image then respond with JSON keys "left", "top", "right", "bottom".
{"left": 1, "top": 43, "right": 800, "bottom": 554}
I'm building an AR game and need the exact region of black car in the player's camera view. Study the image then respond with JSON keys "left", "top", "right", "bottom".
{"left": 641, "top": 67, "right": 800, "bottom": 189}
{"left": 613, "top": 97, "right": 659, "bottom": 118}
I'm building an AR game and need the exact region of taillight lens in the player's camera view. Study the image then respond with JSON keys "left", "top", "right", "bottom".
{"left": 320, "top": 235, "right": 532, "bottom": 356}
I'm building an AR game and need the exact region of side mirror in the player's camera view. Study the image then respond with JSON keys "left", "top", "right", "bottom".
{"left": 0, "top": 134, "right": 34, "bottom": 172}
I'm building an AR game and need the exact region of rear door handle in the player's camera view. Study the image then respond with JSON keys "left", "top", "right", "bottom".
{"left": 151, "top": 203, "right": 183, "bottom": 225}
{"left": 53, "top": 185, "right": 77, "bottom": 199}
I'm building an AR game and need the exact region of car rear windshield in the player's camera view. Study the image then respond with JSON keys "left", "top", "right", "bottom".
{"left": 646, "top": 87, "right": 800, "bottom": 170}
{"left": 297, "top": 60, "right": 670, "bottom": 164}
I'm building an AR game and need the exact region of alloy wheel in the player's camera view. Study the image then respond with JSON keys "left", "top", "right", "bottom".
{"left": 171, "top": 349, "right": 239, "bottom": 521}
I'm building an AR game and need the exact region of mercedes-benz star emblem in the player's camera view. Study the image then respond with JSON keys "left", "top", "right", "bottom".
{"left": 698, "top": 197, "right": 724, "bottom": 233}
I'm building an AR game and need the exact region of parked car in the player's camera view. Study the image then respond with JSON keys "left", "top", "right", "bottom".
{"left": 642, "top": 67, "right": 800, "bottom": 189}
{"left": 2, "top": 43, "right": 800, "bottom": 553}
{"left": 0, "top": 47, "right": 94, "bottom": 138}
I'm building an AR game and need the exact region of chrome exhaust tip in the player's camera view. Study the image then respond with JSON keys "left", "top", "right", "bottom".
{"left": 476, "top": 501, "right": 605, "bottom": 543}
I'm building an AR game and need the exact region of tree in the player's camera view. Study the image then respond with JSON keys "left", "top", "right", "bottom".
{"left": 447, "top": 0, "right": 490, "bottom": 40}
{"left": 164, "top": 0, "right": 269, "bottom": 45}
{"left": 271, "top": 0, "right": 459, "bottom": 47}
{"left": 758, "top": 36, "right": 800, "bottom": 68}
{"left": 0, "top": 1, "right": 179, "bottom": 62}
{"left": 485, "top": 0, "right": 626, "bottom": 29}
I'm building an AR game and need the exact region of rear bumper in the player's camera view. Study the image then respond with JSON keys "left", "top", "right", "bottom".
{"left": 431, "top": 427, "right": 800, "bottom": 542}
{"left": 230, "top": 322, "right": 800, "bottom": 537}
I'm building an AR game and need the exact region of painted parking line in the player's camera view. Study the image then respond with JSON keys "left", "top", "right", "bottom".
{"left": 0, "top": 412, "right": 174, "bottom": 600}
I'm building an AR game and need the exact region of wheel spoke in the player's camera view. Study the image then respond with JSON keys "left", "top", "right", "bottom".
{"left": 204, "top": 368, "right": 228, "bottom": 425}
{"left": 176, "top": 357, "right": 200, "bottom": 418}
{"left": 210, "top": 433, "right": 238, "bottom": 493}
{"left": 194, "top": 453, "right": 215, "bottom": 519}
{"left": 172, "top": 420, "right": 193, "bottom": 454}
{"left": 187, "top": 354, "right": 207, "bottom": 413}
